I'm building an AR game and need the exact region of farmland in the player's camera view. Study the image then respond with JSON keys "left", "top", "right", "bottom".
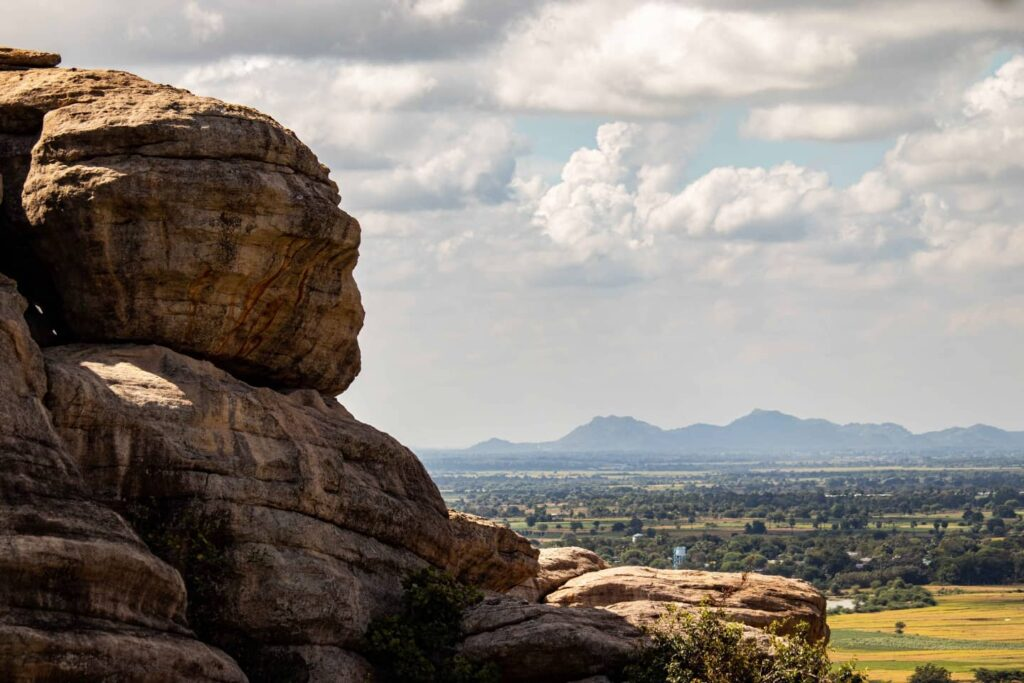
{"left": 427, "top": 454, "right": 1024, "bottom": 681}
{"left": 829, "top": 585, "right": 1024, "bottom": 681}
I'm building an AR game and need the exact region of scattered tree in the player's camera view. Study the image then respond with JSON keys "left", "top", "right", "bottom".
{"left": 907, "top": 663, "right": 953, "bottom": 683}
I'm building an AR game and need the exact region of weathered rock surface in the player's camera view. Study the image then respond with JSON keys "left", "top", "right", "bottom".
{"left": 545, "top": 566, "right": 828, "bottom": 641}
{"left": 1, "top": 48, "right": 836, "bottom": 682}
{"left": 0, "top": 275, "right": 245, "bottom": 682}
{"left": 508, "top": 546, "right": 607, "bottom": 602}
{"left": 41, "top": 342, "right": 453, "bottom": 677}
{"left": 448, "top": 511, "right": 539, "bottom": 591}
{"left": 603, "top": 599, "right": 772, "bottom": 646}
{"left": 461, "top": 596, "right": 645, "bottom": 683}
{"left": 0, "top": 46, "right": 60, "bottom": 70}
{"left": 0, "top": 65, "right": 362, "bottom": 394}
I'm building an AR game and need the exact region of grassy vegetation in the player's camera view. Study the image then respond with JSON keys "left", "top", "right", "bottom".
{"left": 829, "top": 586, "right": 1024, "bottom": 682}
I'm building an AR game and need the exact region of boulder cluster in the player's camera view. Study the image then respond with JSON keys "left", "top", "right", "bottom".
{"left": 0, "top": 48, "right": 827, "bottom": 682}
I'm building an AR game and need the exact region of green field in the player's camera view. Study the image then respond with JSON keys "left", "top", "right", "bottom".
{"left": 830, "top": 586, "right": 1024, "bottom": 682}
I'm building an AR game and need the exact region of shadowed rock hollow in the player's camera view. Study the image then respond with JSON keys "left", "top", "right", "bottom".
{"left": 0, "top": 47, "right": 830, "bottom": 683}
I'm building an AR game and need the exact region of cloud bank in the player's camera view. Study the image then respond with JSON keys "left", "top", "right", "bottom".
{"left": 3, "top": 0, "right": 1023, "bottom": 445}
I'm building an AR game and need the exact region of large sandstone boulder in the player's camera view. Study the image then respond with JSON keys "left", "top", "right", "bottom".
{"left": 0, "top": 63, "right": 362, "bottom": 394}
{"left": 460, "top": 596, "right": 645, "bottom": 683}
{"left": 508, "top": 546, "right": 608, "bottom": 602}
{"left": 0, "top": 275, "right": 245, "bottom": 682}
{"left": 448, "top": 511, "right": 539, "bottom": 591}
{"left": 546, "top": 566, "right": 828, "bottom": 641}
{"left": 43, "top": 343, "right": 453, "bottom": 678}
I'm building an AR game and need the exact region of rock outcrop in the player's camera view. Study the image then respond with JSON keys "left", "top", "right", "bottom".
{"left": 545, "top": 566, "right": 828, "bottom": 641}
{"left": 0, "top": 47, "right": 833, "bottom": 683}
{"left": 448, "top": 511, "right": 539, "bottom": 591}
{"left": 461, "top": 596, "right": 645, "bottom": 683}
{"left": 0, "top": 63, "right": 362, "bottom": 394}
{"left": 0, "top": 276, "right": 245, "bottom": 682}
{"left": 43, "top": 342, "right": 453, "bottom": 676}
{"left": 508, "top": 546, "right": 608, "bottom": 602}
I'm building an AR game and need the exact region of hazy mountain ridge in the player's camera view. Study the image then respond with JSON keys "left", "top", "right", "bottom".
{"left": 466, "top": 409, "right": 1024, "bottom": 454}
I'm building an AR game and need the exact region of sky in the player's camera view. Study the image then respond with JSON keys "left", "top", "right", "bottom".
{"left": 4, "top": 0, "right": 1024, "bottom": 447}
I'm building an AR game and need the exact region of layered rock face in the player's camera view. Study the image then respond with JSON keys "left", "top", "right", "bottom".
{"left": 0, "top": 276, "right": 245, "bottom": 682}
{"left": 0, "top": 49, "right": 420, "bottom": 681}
{"left": 43, "top": 343, "right": 452, "bottom": 675}
{"left": 0, "top": 64, "right": 362, "bottom": 394}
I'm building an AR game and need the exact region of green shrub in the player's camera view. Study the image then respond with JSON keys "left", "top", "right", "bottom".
{"left": 852, "top": 579, "right": 936, "bottom": 613}
{"left": 124, "top": 499, "right": 234, "bottom": 639}
{"left": 974, "top": 669, "right": 1024, "bottom": 683}
{"left": 624, "top": 605, "right": 868, "bottom": 683}
{"left": 908, "top": 663, "right": 954, "bottom": 682}
{"left": 364, "top": 568, "right": 498, "bottom": 683}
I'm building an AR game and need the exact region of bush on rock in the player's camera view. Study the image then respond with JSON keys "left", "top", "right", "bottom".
{"left": 625, "top": 606, "right": 867, "bottom": 683}
{"left": 365, "top": 569, "right": 499, "bottom": 683}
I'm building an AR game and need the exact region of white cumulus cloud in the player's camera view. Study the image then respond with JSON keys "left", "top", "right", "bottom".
{"left": 742, "top": 104, "right": 926, "bottom": 141}
{"left": 495, "top": 2, "right": 857, "bottom": 116}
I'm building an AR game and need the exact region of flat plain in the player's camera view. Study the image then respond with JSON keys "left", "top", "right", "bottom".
{"left": 829, "top": 585, "right": 1024, "bottom": 682}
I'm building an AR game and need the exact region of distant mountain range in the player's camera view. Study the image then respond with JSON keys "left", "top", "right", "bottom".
{"left": 465, "top": 410, "right": 1024, "bottom": 454}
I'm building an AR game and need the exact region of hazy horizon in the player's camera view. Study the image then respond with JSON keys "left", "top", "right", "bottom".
{"left": 422, "top": 407, "right": 1024, "bottom": 450}
{"left": 6, "top": 1, "right": 1024, "bottom": 447}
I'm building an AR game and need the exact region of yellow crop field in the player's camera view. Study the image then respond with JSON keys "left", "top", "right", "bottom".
{"left": 829, "top": 586, "right": 1024, "bottom": 682}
